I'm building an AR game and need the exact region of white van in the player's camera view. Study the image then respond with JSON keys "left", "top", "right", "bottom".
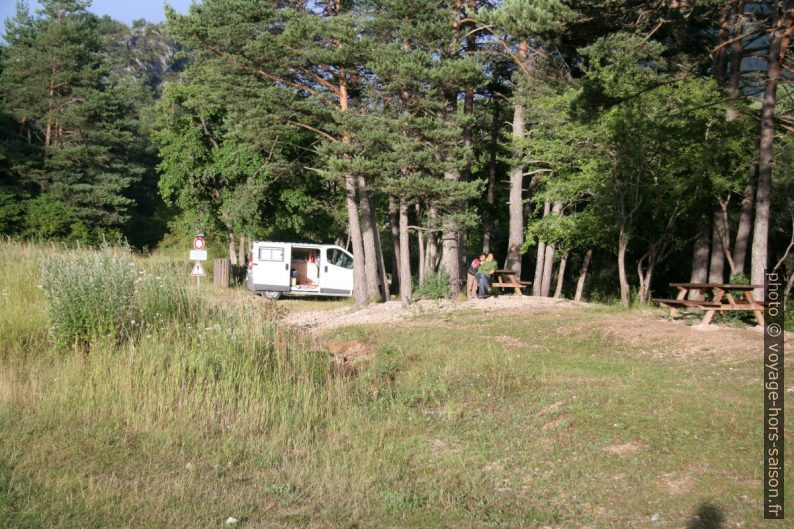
{"left": 245, "top": 241, "right": 354, "bottom": 299}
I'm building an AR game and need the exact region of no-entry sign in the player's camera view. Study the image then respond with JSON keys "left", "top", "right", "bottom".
{"left": 193, "top": 236, "right": 205, "bottom": 251}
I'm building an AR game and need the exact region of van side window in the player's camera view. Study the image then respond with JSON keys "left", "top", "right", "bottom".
{"left": 258, "top": 247, "right": 284, "bottom": 262}
{"left": 328, "top": 249, "right": 353, "bottom": 269}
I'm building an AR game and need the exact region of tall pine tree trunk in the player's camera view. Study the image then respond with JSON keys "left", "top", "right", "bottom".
{"left": 357, "top": 176, "right": 380, "bottom": 301}
{"left": 399, "top": 199, "right": 412, "bottom": 304}
{"left": 709, "top": 209, "right": 725, "bottom": 283}
{"left": 554, "top": 250, "right": 568, "bottom": 298}
{"left": 689, "top": 218, "right": 710, "bottom": 299}
{"left": 458, "top": 12, "right": 475, "bottom": 284}
{"left": 238, "top": 235, "right": 246, "bottom": 266}
{"left": 425, "top": 205, "right": 439, "bottom": 278}
{"left": 482, "top": 89, "right": 500, "bottom": 253}
{"left": 532, "top": 201, "right": 551, "bottom": 296}
{"left": 505, "top": 41, "right": 528, "bottom": 277}
{"left": 357, "top": 175, "right": 387, "bottom": 301}
{"left": 718, "top": 200, "right": 736, "bottom": 277}
{"left": 226, "top": 226, "right": 238, "bottom": 266}
{"left": 540, "top": 201, "right": 562, "bottom": 297}
{"left": 441, "top": 217, "right": 461, "bottom": 297}
{"left": 45, "top": 60, "right": 57, "bottom": 151}
{"left": 574, "top": 249, "right": 592, "bottom": 302}
{"left": 618, "top": 221, "right": 630, "bottom": 308}
{"left": 338, "top": 69, "right": 368, "bottom": 307}
{"left": 389, "top": 195, "right": 401, "bottom": 294}
{"left": 375, "top": 226, "right": 388, "bottom": 300}
{"left": 540, "top": 242, "right": 555, "bottom": 297}
{"left": 733, "top": 180, "right": 754, "bottom": 276}
{"left": 726, "top": 0, "right": 746, "bottom": 121}
{"left": 344, "top": 172, "right": 368, "bottom": 307}
{"left": 417, "top": 203, "right": 427, "bottom": 285}
{"left": 751, "top": 7, "right": 790, "bottom": 298}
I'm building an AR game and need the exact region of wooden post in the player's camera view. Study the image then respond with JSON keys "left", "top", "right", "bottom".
{"left": 214, "top": 258, "right": 230, "bottom": 288}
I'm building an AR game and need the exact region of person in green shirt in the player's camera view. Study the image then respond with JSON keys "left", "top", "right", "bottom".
{"left": 476, "top": 252, "right": 497, "bottom": 298}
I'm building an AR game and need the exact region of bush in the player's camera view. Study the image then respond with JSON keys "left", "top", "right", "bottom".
{"left": 416, "top": 271, "right": 451, "bottom": 299}
{"left": 40, "top": 246, "right": 136, "bottom": 347}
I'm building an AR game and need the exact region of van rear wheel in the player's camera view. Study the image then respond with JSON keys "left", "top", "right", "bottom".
{"left": 261, "top": 290, "right": 282, "bottom": 300}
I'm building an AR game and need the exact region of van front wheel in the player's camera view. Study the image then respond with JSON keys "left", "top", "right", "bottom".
{"left": 261, "top": 290, "right": 282, "bottom": 300}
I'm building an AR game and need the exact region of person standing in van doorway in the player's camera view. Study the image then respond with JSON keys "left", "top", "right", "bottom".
{"left": 306, "top": 252, "right": 319, "bottom": 287}
{"left": 467, "top": 253, "right": 485, "bottom": 299}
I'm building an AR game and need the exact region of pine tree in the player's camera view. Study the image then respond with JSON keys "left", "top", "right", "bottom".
{"left": 1, "top": 0, "right": 148, "bottom": 241}
{"left": 364, "top": 0, "right": 483, "bottom": 300}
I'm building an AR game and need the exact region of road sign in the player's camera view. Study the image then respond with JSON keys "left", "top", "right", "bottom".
{"left": 191, "top": 261, "right": 205, "bottom": 277}
{"left": 193, "top": 236, "right": 205, "bottom": 251}
{"left": 189, "top": 249, "right": 207, "bottom": 261}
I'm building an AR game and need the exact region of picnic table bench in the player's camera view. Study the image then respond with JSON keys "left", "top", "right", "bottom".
{"left": 491, "top": 269, "right": 531, "bottom": 296}
{"left": 652, "top": 282, "right": 764, "bottom": 325}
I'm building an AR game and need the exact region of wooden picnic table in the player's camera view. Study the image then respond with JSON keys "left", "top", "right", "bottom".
{"left": 652, "top": 282, "right": 764, "bottom": 325}
{"left": 491, "top": 269, "right": 531, "bottom": 296}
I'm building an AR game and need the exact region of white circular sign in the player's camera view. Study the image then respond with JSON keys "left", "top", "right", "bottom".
{"left": 193, "top": 236, "right": 205, "bottom": 250}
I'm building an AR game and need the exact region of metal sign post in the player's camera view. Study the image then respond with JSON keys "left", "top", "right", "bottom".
{"left": 190, "top": 235, "right": 207, "bottom": 287}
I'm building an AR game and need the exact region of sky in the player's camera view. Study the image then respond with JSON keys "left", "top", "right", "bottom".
{"left": 0, "top": 0, "right": 194, "bottom": 27}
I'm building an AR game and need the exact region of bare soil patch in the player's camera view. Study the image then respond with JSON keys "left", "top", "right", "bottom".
{"left": 562, "top": 310, "right": 766, "bottom": 364}
{"left": 658, "top": 473, "right": 695, "bottom": 495}
{"left": 277, "top": 295, "right": 776, "bottom": 366}
{"left": 282, "top": 295, "right": 586, "bottom": 331}
{"left": 602, "top": 441, "right": 645, "bottom": 456}
{"left": 327, "top": 340, "right": 373, "bottom": 376}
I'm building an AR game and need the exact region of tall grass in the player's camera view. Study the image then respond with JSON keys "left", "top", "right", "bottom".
{"left": 0, "top": 241, "right": 48, "bottom": 361}
{"left": 1, "top": 240, "right": 338, "bottom": 448}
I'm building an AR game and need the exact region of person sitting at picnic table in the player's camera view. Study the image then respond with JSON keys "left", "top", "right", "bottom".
{"left": 476, "top": 252, "right": 497, "bottom": 299}
{"left": 467, "top": 253, "right": 485, "bottom": 299}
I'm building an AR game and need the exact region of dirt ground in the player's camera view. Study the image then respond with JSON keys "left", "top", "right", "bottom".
{"left": 282, "top": 295, "right": 586, "bottom": 331}
{"left": 275, "top": 294, "right": 784, "bottom": 365}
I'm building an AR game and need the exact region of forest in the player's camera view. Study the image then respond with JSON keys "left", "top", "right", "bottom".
{"left": 1, "top": 0, "right": 793, "bottom": 307}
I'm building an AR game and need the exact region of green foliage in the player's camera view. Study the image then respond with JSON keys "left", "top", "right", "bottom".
{"left": 24, "top": 195, "right": 74, "bottom": 239}
{"left": 479, "top": 0, "right": 573, "bottom": 41}
{"left": 40, "top": 245, "right": 137, "bottom": 347}
{"left": 0, "top": 1, "right": 161, "bottom": 244}
{"left": 0, "top": 186, "right": 26, "bottom": 235}
{"left": 416, "top": 271, "right": 451, "bottom": 299}
{"left": 373, "top": 347, "right": 402, "bottom": 384}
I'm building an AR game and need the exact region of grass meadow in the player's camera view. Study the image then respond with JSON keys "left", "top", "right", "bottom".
{"left": 0, "top": 240, "right": 789, "bottom": 528}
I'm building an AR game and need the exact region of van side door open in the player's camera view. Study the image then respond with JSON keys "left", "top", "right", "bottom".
{"left": 321, "top": 246, "right": 354, "bottom": 295}
{"left": 252, "top": 244, "right": 291, "bottom": 292}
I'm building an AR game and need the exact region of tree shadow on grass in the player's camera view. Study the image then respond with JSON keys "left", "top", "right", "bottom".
{"left": 687, "top": 503, "right": 725, "bottom": 529}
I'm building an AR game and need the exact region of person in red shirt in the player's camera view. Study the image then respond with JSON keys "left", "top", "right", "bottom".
{"left": 467, "top": 253, "right": 485, "bottom": 299}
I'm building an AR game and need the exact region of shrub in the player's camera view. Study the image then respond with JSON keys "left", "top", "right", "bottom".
{"left": 40, "top": 245, "right": 136, "bottom": 347}
{"left": 373, "top": 347, "right": 401, "bottom": 384}
{"left": 416, "top": 271, "right": 451, "bottom": 299}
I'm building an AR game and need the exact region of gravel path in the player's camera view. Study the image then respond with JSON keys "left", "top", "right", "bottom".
{"left": 282, "top": 295, "right": 587, "bottom": 331}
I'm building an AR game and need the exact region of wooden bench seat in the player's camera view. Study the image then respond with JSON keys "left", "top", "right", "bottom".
{"left": 651, "top": 298, "right": 722, "bottom": 308}
{"left": 492, "top": 281, "right": 531, "bottom": 288}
